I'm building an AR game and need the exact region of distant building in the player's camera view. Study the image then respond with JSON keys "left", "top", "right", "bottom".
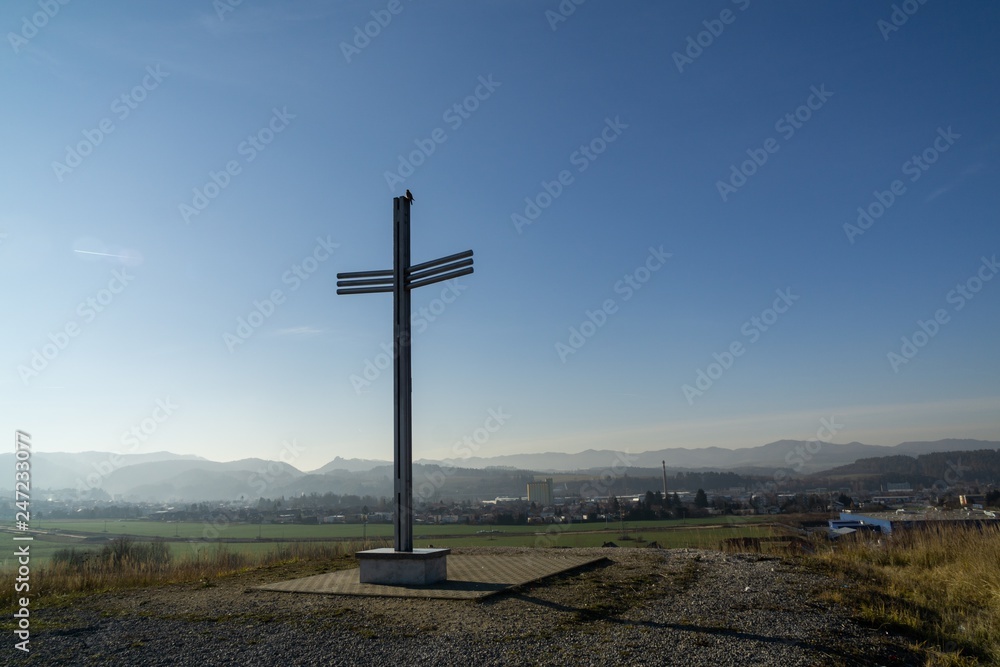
{"left": 831, "top": 510, "right": 1000, "bottom": 535}
{"left": 527, "top": 478, "right": 553, "bottom": 506}
{"left": 486, "top": 496, "right": 521, "bottom": 505}
{"left": 959, "top": 494, "right": 986, "bottom": 508}
{"left": 871, "top": 495, "right": 918, "bottom": 507}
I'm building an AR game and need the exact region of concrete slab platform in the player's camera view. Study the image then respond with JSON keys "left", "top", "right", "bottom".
{"left": 357, "top": 547, "right": 450, "bottom": 585}
{"left": 257, "top": 552, "right": 608, "bottom": 600}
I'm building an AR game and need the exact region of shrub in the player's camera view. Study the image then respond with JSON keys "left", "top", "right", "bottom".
{"left": 97, "top": 537, "right": 171, "bottom": 570}
{"left": 51, "top": 547, "right": 96, "bottom": 568}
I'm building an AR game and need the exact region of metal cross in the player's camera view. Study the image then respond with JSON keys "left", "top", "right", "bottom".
{"left": 337, "top": 196, "right": 474, "bottom": 552}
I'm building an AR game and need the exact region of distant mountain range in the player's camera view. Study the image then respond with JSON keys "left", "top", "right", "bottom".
{"left": 310, "top": 456, "right": 392, "bottom": 474}
{"left": 417, "top": 438, "right": 1000, "bottom": 474}
{"left": 4, "top": 439, "right": 996, "bottom": 502}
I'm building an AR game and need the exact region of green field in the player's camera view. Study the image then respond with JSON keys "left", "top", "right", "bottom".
{"left": 34, "top": 514, "right": 765, "bottom": 538}
{"left": 412, "top": 525, "right": 778, "bottom": 549}
{"left": 1, "top": 515, "right": 780, "bottom": 569}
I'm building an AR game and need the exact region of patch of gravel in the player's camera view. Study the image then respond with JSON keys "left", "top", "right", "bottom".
{"left": 16, "top": 547, "right": 922, "bottom": 666}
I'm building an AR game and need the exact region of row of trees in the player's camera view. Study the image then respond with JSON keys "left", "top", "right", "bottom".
{"left": 602, "top": 489, "right": 713, "bottom": 521}
{"left": 610, "top": 489, "right": 845, "bottom": 520}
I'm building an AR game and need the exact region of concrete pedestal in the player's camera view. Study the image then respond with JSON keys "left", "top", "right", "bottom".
{"left": 356, "top": 548, "right": 450, "bottom": 585}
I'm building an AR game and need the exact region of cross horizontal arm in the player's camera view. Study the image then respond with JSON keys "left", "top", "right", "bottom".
{"left": 407, "top": 258, "right": 473, "bottom": 283}
{"left": 406, "top": 266, "right": 474, "bottom": 290}
{"left": 407, "top": 249, "right": 473, "bottom": 275}
{"left": 337, "top": 268, "right": 394, "bottom": 280}
{"left": 337, "top": 285, "right": 394, "bottom": 295}
{"left": 337, "top": 276, "right": 395, "bottom": 287}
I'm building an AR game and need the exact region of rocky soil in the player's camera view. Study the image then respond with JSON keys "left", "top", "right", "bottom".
{"left": 13, "top": 547, "right": 923, "bottom": 666}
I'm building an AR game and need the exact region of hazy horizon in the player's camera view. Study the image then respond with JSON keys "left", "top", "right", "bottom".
{"left": 16, "top": 432, "right": 1000, "bottom": 474}
{"left": 3, "top": 2, "right": 999, "bottom": 473}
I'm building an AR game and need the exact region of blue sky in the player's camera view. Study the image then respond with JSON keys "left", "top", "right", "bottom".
{"left": 2, "top": 0, "right": 998, "bottom": 472}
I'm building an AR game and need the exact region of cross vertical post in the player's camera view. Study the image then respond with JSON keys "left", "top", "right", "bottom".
{"left": 392, "top": 197, "right": 413, "bottom": 552}
{"left": 337, "top": 195, "right": 474, "bottom": 582}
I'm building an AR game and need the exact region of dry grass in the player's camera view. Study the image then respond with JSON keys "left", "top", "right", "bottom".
{"left": 9, "top": 524, "right": 1000, "bottom": 665}
{"left": 809, "top": 523, "right": 1000, "bottom": 666}
{"left": 1, "top": 537, "right": 390, "bottom": 609}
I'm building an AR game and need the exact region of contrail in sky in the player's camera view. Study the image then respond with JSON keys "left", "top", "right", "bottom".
{"left": 74, "top": 249, "right": 129, "bottom": 258}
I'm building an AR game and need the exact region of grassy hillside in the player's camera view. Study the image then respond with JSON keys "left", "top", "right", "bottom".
{"left": 811, "top": 524, "right": 1000, "bottom": 665}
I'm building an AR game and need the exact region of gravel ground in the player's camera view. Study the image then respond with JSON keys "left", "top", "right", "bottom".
{"left": 11, "top": 548, "right": 922, "bottom": 666}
